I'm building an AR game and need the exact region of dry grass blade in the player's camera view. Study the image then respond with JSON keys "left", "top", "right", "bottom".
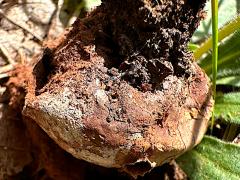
{"left": 0, "top": 9, "right": 43, "bottom": 44}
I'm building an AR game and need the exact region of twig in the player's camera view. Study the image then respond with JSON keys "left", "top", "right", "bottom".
{"left": 0, "top": 44, "right": 15, "bottom": 65}
{"left": 0, "top": 64, "right": 14, "bottom": 74}
{"left": 0, "top": 73, "right": 9, "bottom": 79}
{"left": 0, "top": 9, "right": 43, "bottom": 44}
{"left": 17, "top": 48, "right": 26, "bottom": 65}
{"left": 44, "top": 5, "right": 58, "bottom": 39}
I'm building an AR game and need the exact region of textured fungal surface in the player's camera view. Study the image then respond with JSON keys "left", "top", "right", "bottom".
{"left": 23, "top": 0, "right": 213, "bottom": 178}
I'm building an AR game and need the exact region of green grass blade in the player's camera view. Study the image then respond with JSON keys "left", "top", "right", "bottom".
{"left": 194, "top": 15, "right": 240, "bottom": 60}
{"left": 188, "top": 43, "right": 200, "bottom": 51}
{"left": 217, "top": 76, "right": 240, "bottom": 87}
{"left": 211, "top": 0, "right": 219, "bottom": 133}
{"left": 199, "top": 30, "right": 240, "bottom": 86}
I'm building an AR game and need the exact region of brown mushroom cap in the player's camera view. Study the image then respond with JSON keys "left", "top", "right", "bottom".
{"left": 23, "top": 0, "right": 213, "bottom": 178}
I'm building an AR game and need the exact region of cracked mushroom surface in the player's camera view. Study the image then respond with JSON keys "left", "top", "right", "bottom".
{"left": 23, "top": 0, "right": 213, "bottom": 178}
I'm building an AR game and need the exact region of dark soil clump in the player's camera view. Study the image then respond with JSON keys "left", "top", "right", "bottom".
{"left": 36, "top": 0, "right": 206, "bottom": 92}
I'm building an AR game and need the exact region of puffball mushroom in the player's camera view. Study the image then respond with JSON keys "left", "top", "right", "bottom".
{"left": 23, "top": 0, "right": 213, "bottom": 178}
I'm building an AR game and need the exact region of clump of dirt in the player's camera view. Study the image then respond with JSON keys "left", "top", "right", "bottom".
{"left": 23, "top": 0, "right": 213, "bottom": 178}
{"left": 100, "top": 0, "right": 205, "bottom": 90}
{"left": 0, "top": 65, "right": 187, "bottom": 179}
{"left": 36, "top": 0, "right": 206, "bottom": 92}
{"left": 0, "top": 65, "right": 32, "bottom": 179}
